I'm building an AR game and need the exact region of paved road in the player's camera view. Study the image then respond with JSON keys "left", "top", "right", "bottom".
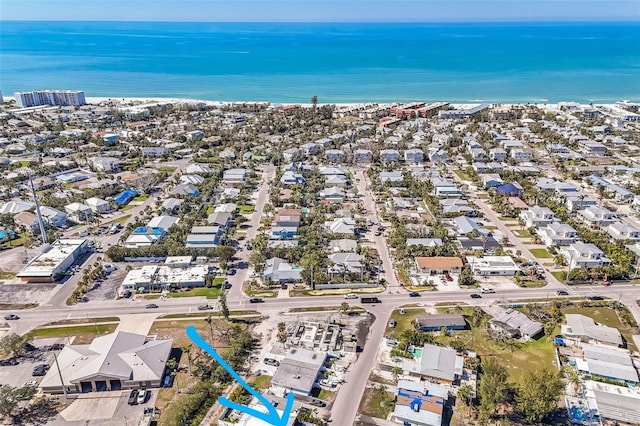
{"left": 451, "top": 170, "right": 565, "bottom": 289}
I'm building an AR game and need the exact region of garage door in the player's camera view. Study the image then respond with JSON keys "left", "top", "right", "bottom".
{"left": 110, "top": 380, "right": 122, "bottom": 391}
{"left": 95, "top": 381, "right": 107, "bottom": 392}
{"left": 80, "top": 382, "right": 92, "bottom": 393}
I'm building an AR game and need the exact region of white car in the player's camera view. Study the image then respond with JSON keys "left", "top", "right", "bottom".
{"left": 23, "top": 380, "right": 38, "bottom": 387}
{"left": 344, "top": 293, "right": 358, "bottom": 299}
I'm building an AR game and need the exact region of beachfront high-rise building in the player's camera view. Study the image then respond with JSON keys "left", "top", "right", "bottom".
{"left": 14, "top": 90, "right": 86, "bottom": 108}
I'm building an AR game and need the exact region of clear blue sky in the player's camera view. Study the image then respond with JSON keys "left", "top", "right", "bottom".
{"left": 2, "top": 0, "right": 639, "bottom": 22}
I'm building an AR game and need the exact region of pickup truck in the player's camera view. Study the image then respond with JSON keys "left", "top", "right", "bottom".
{"left": 361, "top": 297, "right": 381, "bottom": 303}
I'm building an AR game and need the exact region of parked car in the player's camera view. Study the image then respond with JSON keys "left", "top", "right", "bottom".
{"left": 408, "top": 292, "right": 420, "bottom": 297}
{"left": 309, "top": 399, "right": 326, "bottom": 407}
{"left": 23, "top": 381, "right": 38, "bottom": 387}
{"left": 137, "top": 389, "right": 149, "bottom": 404}
{"left": 249, "top": 298, "right": 264, "bottom": 303}
{"left": 226, "top": 269, "right": 236, "bottom": 276}
{"left": 0, "top": 358, "right": 19, "bottom": 366}
{"left": 470, "top": 293, "right": 482, "bottom": 299}
{"left": 32, "top": 364, "right": 49, "bottom": 376}
{"left": 588, "top": 295, "right": 604, "bottom": 301}
{"left": 198, "top": 304, "right": 213, "bottom": 311}
{"left": 263, "top": 358, "right": 280, "bottom": 367}
{"left": 4, "top": 314, "right": 19, "bottom": 320}
{"left": 556, "top": 290, "right": 569, "bottom": 296}
{"left": 222, "top": 282, "right": 232, "bottom": 289}
{"left": 388, "top": 320, "right": 397, "bottom": 328}
{"left": 444, "top": 273, "right": 453, "bottom": 282}
{"left": 128, "top": 389, "right": 139, "bottom": 405}
{"left": 145, "top": 303, "right": 158, "bottom": 309}
{"left": 480, "top": 287, "right": 495, "bottom": 294}
{"left": 123, "top": 291, "right": 132, "bottom": 298}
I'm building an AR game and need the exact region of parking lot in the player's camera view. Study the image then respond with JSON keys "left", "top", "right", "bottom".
{"left": 0, "top": 338, "right": 62, "bottom": 389}
{"left": 81, "top": 267, "right": 127, "bottom": 302}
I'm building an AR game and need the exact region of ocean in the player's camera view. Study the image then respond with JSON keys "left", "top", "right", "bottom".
{"left": 0, "top": 21, "right": 639, "bottom": 103}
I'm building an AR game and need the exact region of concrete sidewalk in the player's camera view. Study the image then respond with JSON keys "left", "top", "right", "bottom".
{"left": 115, "top": 313, "right": 160, "bottom": 335}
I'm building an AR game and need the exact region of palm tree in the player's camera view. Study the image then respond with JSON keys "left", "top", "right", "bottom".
{"left": 182, "top": 345, "right": 193, "bottom": 376}
{"left": 204, "top": 315, "right": 215, "bottom": 346}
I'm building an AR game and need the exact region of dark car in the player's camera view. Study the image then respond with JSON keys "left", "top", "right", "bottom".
{"left": 198, "top": 304, "right": 213, "bottom": 311}
{"left": 309, "top": 399, "right": 327, "bottom": 407}
{"left": 556, "top": 290, "right": 569, "bottom": 296}
{"left": 4, "top": 314, "right": 19, "bottom": 320}
{"left": 123, "top": 290, "right": 132, "bottom": 299}
{"left": 145, "top": 303, "right": 159, "bottom": 309}
{"left": 0, "top": 358, "right": 19, "bottom": 366}
{"left": 226, "top": 269, "right": 236, "bottom": 276}
{"left": 470, "top": 293, "right": 482, "bottom": 299}
{"left": 409, "top": 292, "right": 420, "bottom": 297}
{"left": 128, "top": 389, "right": 139, "bottom": 405}
{"left": 249, "top": 298, "right": 264, "bottom": 303}
{"left": 32, "top": 366, "right": 48, "bottom": 376}
{"left": 588, "top": 295, "right": 604, "bottom": 301}
{"left": 222, "top": 282, "right": 232, "bottom": 289}
{"left": 263, "top": 358, "right": 280, "bottom": 366}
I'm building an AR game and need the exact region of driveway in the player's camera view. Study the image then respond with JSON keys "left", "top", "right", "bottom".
{"left": 59, "top": 391, "right": 122, "bottom": 422}
{"left": 116, "top": 313, "right": 160, "bottom": 335}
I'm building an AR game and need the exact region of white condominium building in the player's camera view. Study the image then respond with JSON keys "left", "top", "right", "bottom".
{"left": 14, "top": 90, "right": 86, "bottom": 108}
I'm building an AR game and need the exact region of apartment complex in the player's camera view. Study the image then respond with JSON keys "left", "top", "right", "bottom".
{"left": 14, "top": 89, "right": 86, "bottom": 108}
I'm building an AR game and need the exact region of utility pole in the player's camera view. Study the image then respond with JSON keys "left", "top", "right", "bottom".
{"left": 29, "top": 176, "right": 48, "bottom": 245}
{"left": 53, "top": 351, "right": 68, "bottom": 400}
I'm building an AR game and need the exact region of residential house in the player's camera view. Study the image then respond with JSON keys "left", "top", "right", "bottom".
{"left": 85, "top": 197, "right": 111, "bottom": 214}
{"left": 511, "top": 148, "right": 532, "bottom": 162}
{"left": 577, "top": 206, "right": 617, "bottom": 228}
{"left": 125, "top": 227, "right": 165, "bottom": 248}
{"left": 576, "top": 344, "right": 638, "bottom": 386}
{"left": 456, "top": 236, "right": 500, "bottom": 253}
{"left": 207, "top": 211, "right": 233, "bottom": 229}
{"left": 394, "top": 380, "right": 449, "bottom": 426}
{"left": 453, "top": 216, "right": 487, "bottom": 236}
{"left": 404, "top": 148, "right": 424, "bottom": 164}
{"left": 186, "top": 163, "right": 211, "bottom": 174}
{"left": 604, "top": 222, "right": 640, "bottom": 241}
{"left": 91, "top": 157, "right": 120, "bottom": 173}
{"left": 489, "top": 147, "right": 507, "bottom": 162}
{"left": 324, "top": 218, "right": 356, "bottom": 235}
{"left": 537, "top": 222, "right": 578, "bottom": 247}
{"left": 466, "top": 256, "right": 520, "bottom": 276}
{"left": 15, "top": 212, "right": 39, "bottom": 234}
{"left": 274, "top": 209, "right": 302, "bottom": 228}
{"left": 282, "top": 148, "right": 300, "bottom": 162}
{"left": 562, "top": 314, "right": 623, "bottom": 347}
{"left": 325, "top": 149, "right": 345, "bottom": 164}
{"left": 169, "top": 183, "right": 200, "bottom": 197}
{"left": 263, "top": 257, "right": 303, "bottom": 283}
{"left": 280, "top": 170, "right": 304, "bottom": 186}
{"left": 147, "top": 215, "right": 179, "bottom": 231}
{"left": 432, "top": 178, "right": 462, "bottom": 198}
{"left": 354, "top": 149, "right": 372, "bottom": 164}
{"left": 141, "top": 147, "right": 166, "bottom": 157}
{"left": 565, "top": 192, "right": 598, "bottom": 212}
{"left": 379, "top": 171, "right": 404, "bottom": 184}
{"left": 579, "top": 140, "right": 608, "bottom": 156}
{"left": 380, "top": 149, "right": 400, "bottom": 163}
{"left": 39, "top": 206, "right": 68, "bottom": 228}
{"left": 185, "top": 226, "right": 223, "bottom": 248}
{"left": 325, "top": 174, "right": 348, "bottom": 187}
{"left": 328, "top": 252, "right": 364, "bottom": 274}
{"left": 489, "top": 307, "right": 543, "bottom": 340}
{"left": 222, "top": 168, "right": 249, "bottom": 184}
{"left": 482, "top": 174, "right": 503, "bottom": 188}
{"left": 414, "top": 314, "right": 465, "bottom": 332}
{"left": 440, "top": 199, "right": 473, "bottom": 216}
{"left": 536, "top": 177, "right": 579, "bottom": 194}
{"left": 520, "top": 206, "right": 557, "bottom": 228}
{"left": 321, "top": 186, "right": 345, "bottom": 204}
{"left": 406, "top": 238, "right": 443, "bottom": 248}
{"left": 560, "top": 242, "right": 612, "bottom": 269}
{"left": 403, "top": 343, "right": 464, "bottom": 385}
{"left": 328, "top": 239, "right": 357, "bottom": 252}
{"left": 428, "top": 147, "right": 449, "bottom": 163}
{"left": 495, "top": 183, "right": 523, "bottom": 197}
{"left": 65, "top": 202, "right": 92, "bottom": 222}
{"left": 415, "top": 257, "right": 463, "bottom": 275}
{"left": 180, "top": 174, "right": 205, "bottom": 186}
{"left": 301, "top": 142, "right": 319, "bottom": 156}
{"left": 161, "top": 198, "right": 183, "bottom": 214}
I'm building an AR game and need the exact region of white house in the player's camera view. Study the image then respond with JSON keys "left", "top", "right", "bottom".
{"left": 520, "top": 206, "right": 557, "bottom": 228}
{"left": 466, "top": 256, "right": 520, "bottom": 276}
{"left": 223, "top": 168, "right": 249, "bottom": 184}
{"left": 577, "top": 206, "right": 617, "bottom": 228}
{"left": 511, "top": 148, "right": 532, "bottom": 162}
{"left": 379, "top": 171, "right": 403, "bottom": 184}
{"left": 324, "top": 217, "right": 356, "bottom": 235}
{"left": 537, "top": 222, "right": 578, "bottom": 247}
{"left": 85, "top": 197, "right": 111, "bottom": 214}
{"left": 39, "top": 206, "right": 68, "bottom": 227}
{"left": 404, "top": 148, "right": 424, "bottom": 164}
{"left": 604, "top": 222, "right": 640, "bottom": 241}
{"left": 561, "top": 242, "right": 612, "bottom": 269}
{"left": 65, "top": 202, "right": 92, "bottom": 222}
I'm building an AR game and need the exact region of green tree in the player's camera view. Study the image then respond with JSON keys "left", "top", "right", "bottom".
{"left": 458, "top": 265, "right": 475, "bottom": 286}
{"left": 340, "top": 302, "right": 350, "bottom": 314}
{"left": 0, "top": 333, "right": 31, "bottom": 358}
{"left": 219, "top": 292, "right": 230, "bottom": 321}
{"left": 478, "top": 357, "right": 509, "bottom": 418}
{"left": 216, "top": 245, "right": 235, "bottom": 264}
{"left": 516, "top": 367, "right": 563, "bottom": 424}
{"left": 457, "top": 383, "right": 474, "bottom": 406}
{"left": 0, "top": 385, "right": 19, "bottom": 417}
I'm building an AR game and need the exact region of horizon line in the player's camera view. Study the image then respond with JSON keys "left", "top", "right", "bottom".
{"left": 2, "top": 18, "right": 640, "bottom": 23}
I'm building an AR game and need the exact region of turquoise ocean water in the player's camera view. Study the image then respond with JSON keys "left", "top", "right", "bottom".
{"left": 0, "top": 21, "right": 639, "bottom": 103}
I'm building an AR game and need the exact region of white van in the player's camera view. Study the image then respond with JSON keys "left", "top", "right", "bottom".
{"left": 480, "top": 287, "right": 495, "bottom": 294}
{"left": 344, "top": 293, "right": 358, "bottom": 299}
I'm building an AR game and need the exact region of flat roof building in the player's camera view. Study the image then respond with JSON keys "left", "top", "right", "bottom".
{"left": 271, "top": 347, "right": 326, "bottom": 396}
{"left": 17, "top": 239, "right": 88, "bottom": 283}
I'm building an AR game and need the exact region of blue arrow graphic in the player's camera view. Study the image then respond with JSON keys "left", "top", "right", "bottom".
{"left": 186, "top": 325, "right": 294, "bottom": 426}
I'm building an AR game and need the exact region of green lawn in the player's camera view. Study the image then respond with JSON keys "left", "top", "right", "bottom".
{"left": 206, "top": 205, "right": 214, "bottom": 215}
{"left": 551, "top": 271, "right": 566, "bottom": 282}
{"left": 454, "top": 170, "right": 471, "bottom": 181}
{"left": 0, "top": 268, "right": 16, "bottom": 280}
{"left": 387, "top": 308, "right": 426, "bottom": 337}
{"left": 239, "top": 205, "right": 255, "bottom": 214}
{"left": 167, "top": 287, "right": 222, "bottom": 299}
{"left": 359, "top": 387, "right": 395, "bottom": 420}
{"left": 562, "top": 307, "right": 637, "bottom": 352}
{"left": 250, "top": 374, "right": 272, "bottom": 390}
{"left": 437, "top": 307, "right": 557, "bottom": 382}
{"left": 132, "top": 194, "right": 149, "bottom": 202}
{"left": 213, "top": 277, "right": 226, "bottom": 285}
{"left": 121, "top": 204, "right": 136, "bottom": 211}
{"left": 514, "top": 229, "right": 532, "bottom": 238}
{"left": 530, "top": 248, "right": 552, "bottom": 258}
{"left": 515, "top": 277, "right": 547, "bottom": 288}
{"left": 103, "top": 214, "right": 132, "bottom": 226}
{"left": 27, "top": 324, "right": 118, "bottom": 340}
